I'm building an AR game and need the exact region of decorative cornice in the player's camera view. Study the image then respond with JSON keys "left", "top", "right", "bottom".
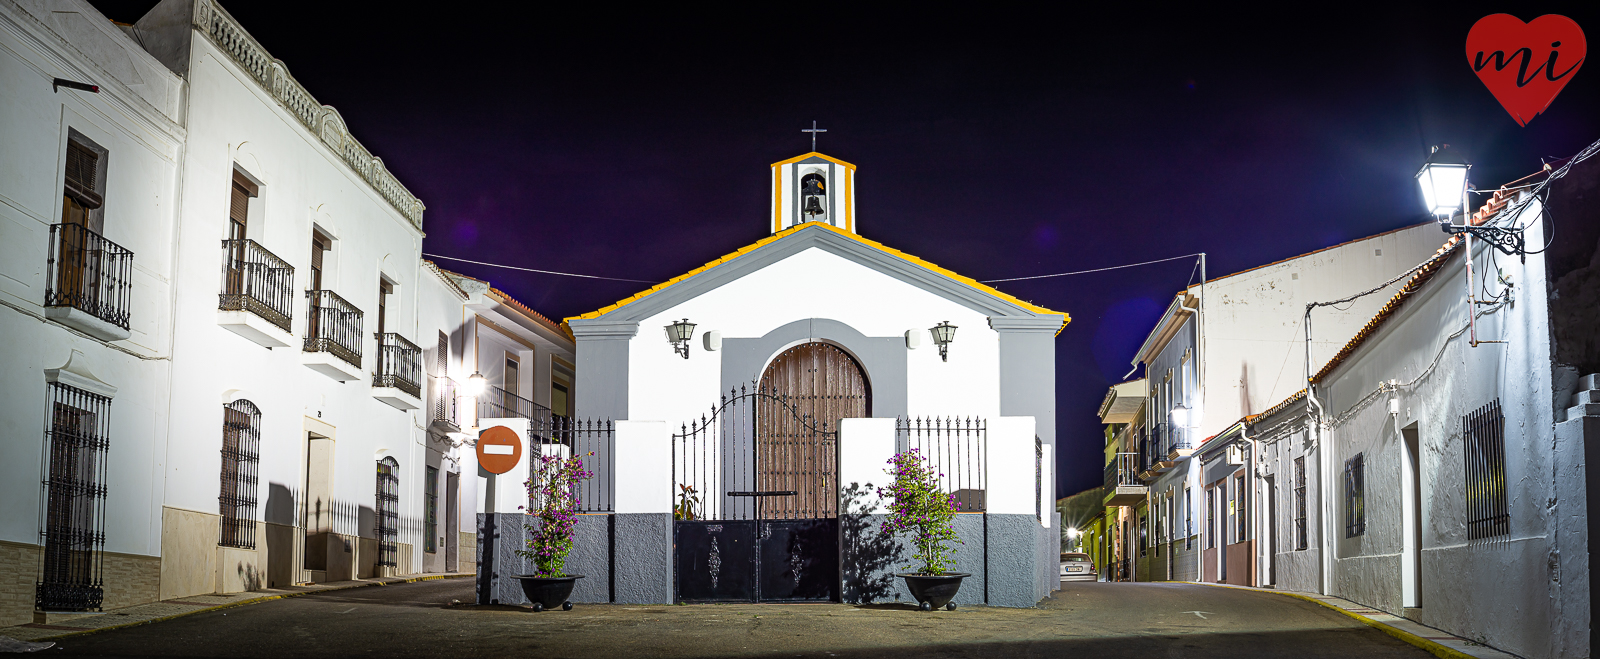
{"left": 193, "top": 0, "right": 424, "bottom": 229}
{"left": 567, "top": 320, "right": 640, "bottom": 339}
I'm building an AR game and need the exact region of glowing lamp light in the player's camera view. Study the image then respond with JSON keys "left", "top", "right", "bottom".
{"left": 464, "top": 371, "right": 488, "bottom": 397}
{"left": 666, "top": 319, "right": 696, "bottom": 359}
{"left": 930, "top": 321, "right": 958, "bottom": 362}
{"left": 1169, "top": 404, "right": 1190, "bottom": 428}
{"left": 1416, "top": 145, "right": 1470, "bottom": 218}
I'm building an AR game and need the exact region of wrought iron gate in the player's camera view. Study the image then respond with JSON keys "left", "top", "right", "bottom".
{"left": 672, "top": 385, "right": 854, "bottom": 603}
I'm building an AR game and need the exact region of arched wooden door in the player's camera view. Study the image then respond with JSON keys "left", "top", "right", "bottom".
{"left": 756, "top": 342, "right": 870, "bottom": 519}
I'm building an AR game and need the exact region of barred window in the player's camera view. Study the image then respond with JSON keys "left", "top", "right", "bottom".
{"left": 38, "top": 382, "right": 111, "bottom": 611}
{"left": 1344, "top": 453, "right": 1365, "bottom": 538}
{"left": 219, "top": 400, "right": 261, "bottom": 549}
{"left": 1464, "top": 399, "right": 1508, "bottom": 540}
{"left": 1184, "top": 487, "right": 1193, "bottom": 550}
{"left": 1138, "top": 513, "right": 1147, "bottom": 557}
{"left": 1206, "top": 487, "right": 1216, "bottom": 548}
{"left": 376, "top": 457, "right": 399, "bottom": 567}
{"left": 424, "top": 466, "right": 438, "bottom": 554}
{"left": 1236, "top": 474, "right": 1247, "bottom": 542}
{"left": 1294, "top": 457, "right": 1307, "bottom": 550}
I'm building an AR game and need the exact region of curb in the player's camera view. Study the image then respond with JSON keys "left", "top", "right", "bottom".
{"left": 1193, "top": 582, "right": 1478, "bottom": 659}
{"left": 19, "top": 573, "right": 472, "bottom": 643}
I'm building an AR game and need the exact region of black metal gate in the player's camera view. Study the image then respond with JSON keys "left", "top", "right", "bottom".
{"left": 672, "top": 386, "right": 848, "bottom": 602}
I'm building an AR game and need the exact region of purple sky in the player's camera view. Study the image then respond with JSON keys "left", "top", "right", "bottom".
{"left": 95, "top": 2, "right": 1600, "bottom": 497}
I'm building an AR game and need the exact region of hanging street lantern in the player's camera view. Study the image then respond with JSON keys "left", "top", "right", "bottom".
{"left": 464, "top": 371, "right": 488, "bottom": 397}
{"left": 1416, "top": 144, "right": 1470, "bottom": 219}
{"left": 666, "top": 318, "right": 696, "bottom": 359}
{"left": 929, "top": 321, "right": 957, "bottom": 362}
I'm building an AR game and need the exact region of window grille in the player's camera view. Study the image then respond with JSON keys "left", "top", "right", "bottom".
{"left": 37, "top": 382, "right": 111, "bottom": 611}
{"left": 1294, "top": 456, "right": 1307, "bottom": 550}
{"left": 424, "top": 466, "right": 438, "bottom": 554}
{"left": 1206, "top": 488, "right": 1216, "bottom": 549}
{"left": 1184, "top": 487, "right": 1193, "bottom": 550}
{"left": 1344, "top": 453, "right": 1365, "bottom": 538}
{"left": 1464, "top": 399, "right": 1509, "bottom": 540}
{"left": 219, "top": 400, "right": 261, "bottom": 549}
{"left": 1236, "top": 474, "right": 1247, "bottom": 542}
{"left": 376, "top": 457, "right": 399, "bottom": 567}
{"left": 1035, "top": 435, "right": 1043, "bottom": 524}
{"left": 1138, "top": 513, "right": 1148, "bottom": 557}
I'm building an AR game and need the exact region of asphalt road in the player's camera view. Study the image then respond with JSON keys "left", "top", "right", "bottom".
{"left": 48, "top": 578, "right": 1432, "bottom": 658}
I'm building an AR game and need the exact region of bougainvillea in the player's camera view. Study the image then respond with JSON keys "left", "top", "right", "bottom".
{"left": 517, "top": 450, "right": 594, "bottom": 577}
{"left": 877, "top": 448, "right": 962, "bottom": 575}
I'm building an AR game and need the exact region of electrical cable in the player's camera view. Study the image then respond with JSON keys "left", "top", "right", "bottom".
{"left": 422, "top": 253, "right": 656, "bottom": 283}
{"left": 981, "top": 253, "right": 1202, "bottom": 283}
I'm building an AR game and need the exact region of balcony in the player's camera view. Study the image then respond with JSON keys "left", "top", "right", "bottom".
{"left": 1163, "top": 422, "right": 1196, "bottom": 462}
{"left": 218, "top": 239, "right": 295, "bottom": 348}
{"left": 428, "top": 375, "right": 460, "bottom": 435}
{"left": 478, "top": 386, "right": 553, "bottom": 437}
{"left": 45, "top": 223, "right": 132, "bottom": 342}
{"left": 372, "top": 333, "right": 421, "bottom": 410}
{"left": 301, "top": 290, "right": 363, "bottom": 381}
{"left": 1103, "top": 452, "right": 1148, "bottom": 507}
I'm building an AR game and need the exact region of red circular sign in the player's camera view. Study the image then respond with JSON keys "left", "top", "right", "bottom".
{"left": 477, "top": 425, "right": 522, "bottom": 475}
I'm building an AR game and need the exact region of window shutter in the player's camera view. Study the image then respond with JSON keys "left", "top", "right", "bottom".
{"left": 230, "top": 184, "right": 250, "bottom": 224}
{"left": 64, "top": 141, "right": 103, "bottom": 209}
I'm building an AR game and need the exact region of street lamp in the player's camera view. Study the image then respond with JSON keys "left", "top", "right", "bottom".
{"left": 665, "top": 319, "right": 696, "bottom": 359}
{"left": 464, "top": 371, "right": 487, "bottom": 397}
{"left": 929, "top": 321, "right": 957, "bottom": 362}
{"left": 1416, "top": 144, "right": 1470, "bottom": 219}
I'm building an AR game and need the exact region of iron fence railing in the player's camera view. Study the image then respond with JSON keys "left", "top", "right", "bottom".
{"left": 896, "top": 417, "right": 987, "bottom": 512}
{"left": 1108, "top": 452, "right": 1142, "bottom": 487}
{"left": 304, "top": 290, "right": 362, "bottom": 368}
{"left": 374, "top": 333, "right": 421, "bottom": 398}
{"left": 542, "top": 417, "right": 614, "bottom": 513}
{"left": 46, "top": 223, "right": 132, "bottom": 331}
{"left": 219, "top": 238, "right": 293, "bottom": 333}
{"left": 429, "top": 375, "right": 459, "bottom": 429}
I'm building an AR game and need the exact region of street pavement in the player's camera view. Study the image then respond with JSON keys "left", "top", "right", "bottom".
{"left": 44, "top": 578, "right": 1434, "bottom": 658}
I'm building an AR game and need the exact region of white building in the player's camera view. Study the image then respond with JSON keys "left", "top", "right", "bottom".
{"left": 0, "top": 0, "right": 575, "bottom": 624}
{"left": 1124, "top": 223, "right": 1446, "bottom": 586}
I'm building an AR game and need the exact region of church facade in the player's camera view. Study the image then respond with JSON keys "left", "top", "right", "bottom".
{"left": 489, "top": 152, "right": 1070, "bottom": 607}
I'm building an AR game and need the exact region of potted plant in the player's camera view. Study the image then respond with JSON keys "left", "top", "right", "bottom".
{"left": 878, "top": 448, "right": 968, "bottom": 611}
{"left": 514, "top": 449, "right": 593, "bottom": 612}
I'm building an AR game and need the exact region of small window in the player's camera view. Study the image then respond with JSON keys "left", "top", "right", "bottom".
{"left": 1294, "top": 456, "right": 1308, "bottom": 550}
{"left": 377, "top": 278, "right": 393, "bottom": 337}
{"left": 308, "top": 230, "right": 332, "bottom": 291}
{"left": 1184, "top": 487, "right": 1193, "bottom": 550}
{"left": 1464, "top": 399, "right": 1508, "bottom": 540}
{"left": 229, "top": 170, "right": 258, "bottom": 243}
{"left": 1344, "top": 453, "right": 1365, "bottom": 538}
{"left": 1206, "top": 487, "right": 1216, "bottom": 548}
{"left": 504, "top": 355, "right": 520, "bottom": 399}
{"left": 1236, "top": 474, "right": 1247, "bottom": 542}
{"left": 62, "top": 132, "right": 106, "bottom": 232}
{"left": 436, "top": 331, "right": 449, "bottom": 376}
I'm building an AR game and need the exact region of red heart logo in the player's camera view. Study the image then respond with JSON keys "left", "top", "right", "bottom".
{"left": 1466, "top": 14, "right": 1586, "bottom": 126}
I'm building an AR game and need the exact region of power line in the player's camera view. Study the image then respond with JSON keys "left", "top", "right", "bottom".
{"left": 981, "top": 253, "right": 1202, "bottom": 283}
{"left": 422, "top": 253, "right": 656, "bottom": 283}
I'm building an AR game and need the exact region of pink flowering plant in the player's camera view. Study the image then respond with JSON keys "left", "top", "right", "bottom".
{"left": 878, "top": 448, "right": 962, "bottom": 575}
{"left": 517, "top": 450, "right": 594, "bottom": 577}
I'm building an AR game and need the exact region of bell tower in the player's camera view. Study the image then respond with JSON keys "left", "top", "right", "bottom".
{"left": 771, "top": 152, "right": 856, "bottom": 234}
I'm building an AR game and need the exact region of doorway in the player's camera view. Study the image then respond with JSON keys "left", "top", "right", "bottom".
{"left": 1401, "top": 423, "right": 1421, "bottom": 608}
{"left": 303, "top": 432, "right": 334, "bottom": 580}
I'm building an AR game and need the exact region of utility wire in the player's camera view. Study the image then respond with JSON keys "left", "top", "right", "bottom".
{"left": 423, "top": 253, "right": 656, "bottom": 283}
{"left": 982, "top": 253, "right": 1202, "bottom": 283}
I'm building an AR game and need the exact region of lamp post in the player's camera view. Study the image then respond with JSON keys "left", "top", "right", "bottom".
{"left": 1416, "top": 145, "right": 1510, "bottom": 346}
{"left": 929, "top": 321, "right": 957, "bottom": 362}
{"left": 666, "top": 319, "right": 696, "bottom": 359}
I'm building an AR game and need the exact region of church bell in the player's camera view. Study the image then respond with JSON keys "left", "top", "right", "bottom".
{"left": 801, "top": 175, "right": 827, "bottom": 219}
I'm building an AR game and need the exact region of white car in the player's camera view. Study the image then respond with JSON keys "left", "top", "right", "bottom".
{"left": 1060, "top": 552, "right": 1096, "bottom": 582}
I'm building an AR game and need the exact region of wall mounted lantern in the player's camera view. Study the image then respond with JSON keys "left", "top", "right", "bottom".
{"left": 464, "top": 371, "right": 488, "bottom": 397}
{"left": 666, "top": 318, "right": 696, "bottom": 359}
{"left": 929, "top": 321, "right": 957, "bottom": 362}
{"left": 1416, "top": 144, "right": 1470, "bottom": 219}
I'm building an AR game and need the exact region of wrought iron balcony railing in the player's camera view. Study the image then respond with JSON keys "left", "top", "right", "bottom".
{"left": 429, "top": 375, "right": 459, "bottom": 430}
{"left": 46, "top": 223, "right": 132, "bottom": 331}
{"left": 219, "top": 239, "right": 294, "bottom": 332}
{"left": 374, "top": 333, "right": 421, "bottom": 398}
{"left": 478, "top": 385, "right": 553, "bottom": 434}
{"left": 1107, "top": 452, "right": 1143, "bottom": 487}
{"left": 304, "top": 290, "right": 362, "bottom": 368}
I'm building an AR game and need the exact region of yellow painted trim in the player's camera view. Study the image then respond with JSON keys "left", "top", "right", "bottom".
{"left": 564, "top": 221, "right": 1070, "bottom": 333}
{"left": 770, "top": 151, "right": 857, "bottom": 171}
{"left": 844, "top": 168, "right": 853, "bottom": 233}
{"left": 773, "top": 165, "right": 783, "bottom": 233}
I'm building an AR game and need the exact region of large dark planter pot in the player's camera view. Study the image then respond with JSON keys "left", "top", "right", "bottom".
{"left": 513, "top": 574, "right": 584, "bottom": 612}
{"left": 898, "top": 572, "right": 970, "bottom": 611}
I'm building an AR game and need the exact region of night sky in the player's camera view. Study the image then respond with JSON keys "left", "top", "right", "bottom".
{"left": 93, "top": 2, "right": 1600, "bottom": 497}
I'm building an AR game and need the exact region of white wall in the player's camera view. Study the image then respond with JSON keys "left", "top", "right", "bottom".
{"left": 627, "top": 247, "right": 1000, "bottom": 426}
{"left": 1317, "top": 202, "right": 1566, "bottom": 659}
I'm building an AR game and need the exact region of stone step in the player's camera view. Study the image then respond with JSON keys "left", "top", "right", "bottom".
{"left": 1580, "top": 373, "right": 1600, "bottom": 393}
{"left": 1572, "top": 388, "right": 1600, "bottom": 406}
{"left": 1566, "top": 403, "right": 1600, "bottom": 419}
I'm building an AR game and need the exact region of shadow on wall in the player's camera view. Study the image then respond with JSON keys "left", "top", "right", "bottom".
{"left": 841, "top": 482, "right": 904, "bottom": 604}
{"left": 265, "top": 483, "right": 298, "bottom": 588}
{"left": 236, "top": 561, "right": 262, "bottom": 592}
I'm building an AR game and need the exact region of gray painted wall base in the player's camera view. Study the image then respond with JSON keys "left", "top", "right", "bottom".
{"left": 476, "top": 513, "right": 611, "bottom": 605}
{"left": 614, "top": 513, "right": 672, "bottom": 604}
{"left": 841, "top": 511, "right": 1043, "bottom": 608}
